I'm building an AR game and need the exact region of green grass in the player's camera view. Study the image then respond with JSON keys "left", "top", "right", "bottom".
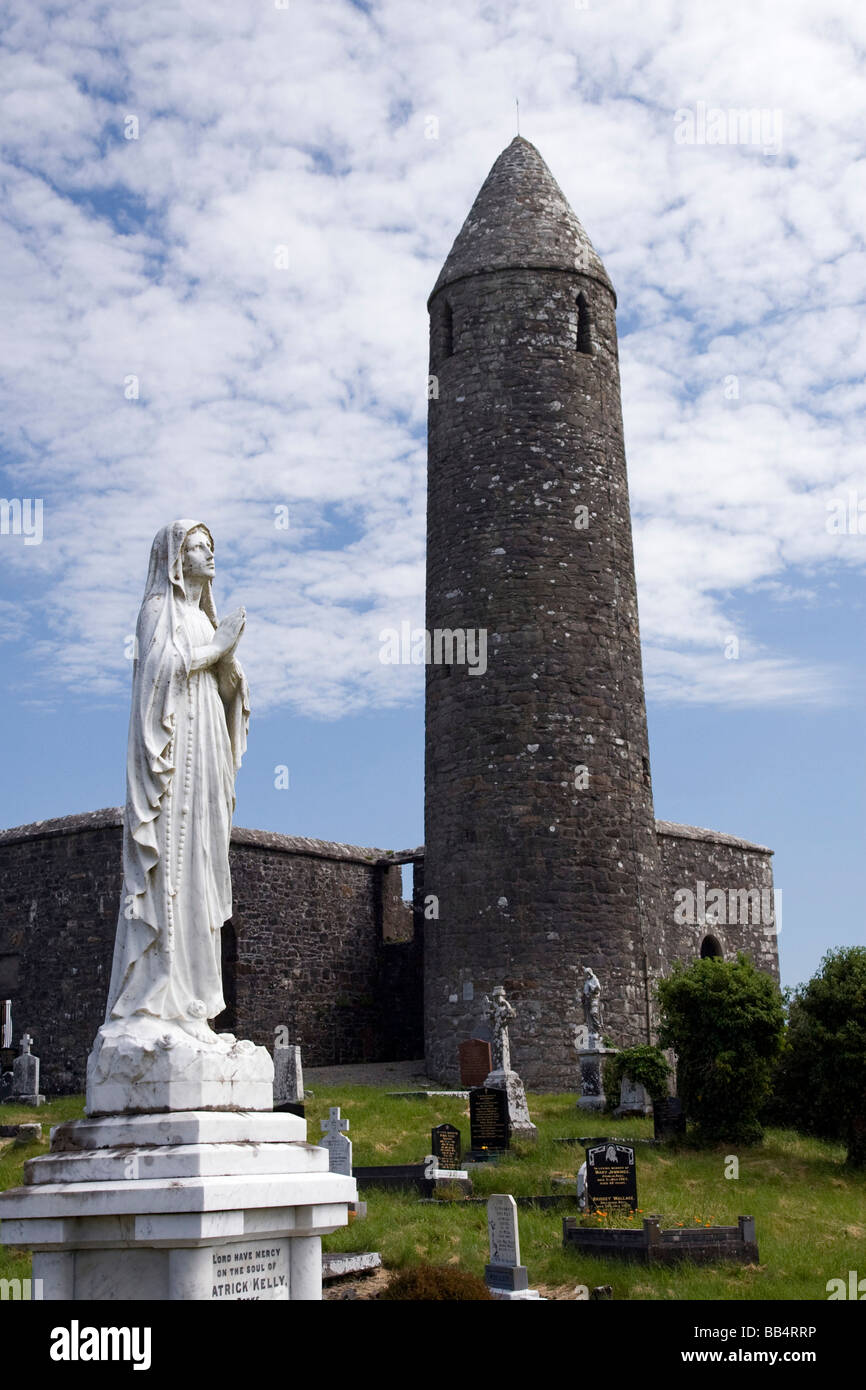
{"left": 308, "top": 1087, "right": 865, "bottom": 1300}
{"left": 0, "top": 1095, "right": 86, "bottom": 1285}
{"left": 2, "top": 1089, "right": 863, "bottom": 1299}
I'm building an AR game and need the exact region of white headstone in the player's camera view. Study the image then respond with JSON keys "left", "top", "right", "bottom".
{"left": 487, "top": 1193, "right": 520, "bottom": 1267}
{"left": 319, "top": 1106, "right": 352, "bottom": 1176}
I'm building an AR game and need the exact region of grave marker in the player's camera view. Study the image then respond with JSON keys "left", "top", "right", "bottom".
{"left": 12, "top": 1033, "right": 44, "bottom": 1107}
{"left": 459, "top": 1039, "right": 492, "bottom": 1087}
{"left": 319, "top": 1106, "right": 352, "bottom": 1177}
{"left": 484, "top": 1194, "right": 541, "bottom": 1300}
{"left": 273, "top": 1043, "right": 304, "bottom": 1116}
{"left": 431, "top": 1122, "right": 461, "bottom": 1171}
{"left": 469, "top": 1086, "right": 509, "bottom": 1154}
{"left": 584, "top": 1141, "right": 637, "bottom": 1215}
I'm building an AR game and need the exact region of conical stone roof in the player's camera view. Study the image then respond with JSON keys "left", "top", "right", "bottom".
{"left": 429, "top": 136, "right": 613, "bottom": 302}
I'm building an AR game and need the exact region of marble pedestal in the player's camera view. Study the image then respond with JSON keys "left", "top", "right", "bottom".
{"left": 86, "top": 1019, "right": 274, "bottom": 1116}
{"left": 484, "top": 1069, "right": 538, "bottom": 1141}
{"left": 0, "top": 1110, "right": 356, "bottom": 1301}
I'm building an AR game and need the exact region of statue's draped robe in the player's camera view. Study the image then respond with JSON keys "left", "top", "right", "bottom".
{"left": 104, "top": 521, "right": 250, "bottom": 1030}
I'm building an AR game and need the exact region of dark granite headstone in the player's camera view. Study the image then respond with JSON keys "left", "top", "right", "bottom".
{"left": 469, "top": 1086, "right": 509, "bottom": 1152}
{"left": 584, "top": 1141, "right": 637, "bottom": 1215}
{"left": 431, "top": 1122, "right": 462, "bottom": 1170}
{"left": 653, "top": 1097, "right": 686, "bottom": 1141}
{"left": 0, "top": 1071, "right": 13, "bottom": 1103}
{"left": 459, "top": 1039, "right": 492, "bottom": 1087}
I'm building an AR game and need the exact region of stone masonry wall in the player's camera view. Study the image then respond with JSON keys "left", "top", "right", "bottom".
{"left": 655, "top": 821, "right": 779, "bottom": 999}
{"left": 0, "top": 811, "right": 422, "bottom": 1096}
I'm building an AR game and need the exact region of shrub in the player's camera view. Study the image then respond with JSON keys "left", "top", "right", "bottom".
{"left": 607, "top": 1045, "right": 671, "bottom": 1101}
{"left": 769, "top": 946, "right": 866, "bottom": 1168}
{"left": 378, "top": 1264, "right": 493, "bottom": 1301}
{"left": 657, "top": 952, "right": 785, "bottom": 1145}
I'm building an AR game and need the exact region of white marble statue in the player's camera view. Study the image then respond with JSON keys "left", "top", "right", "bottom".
{"left": 85, "top": 521, "right": 270, "bottom": 1113}
{"left": 104, "top": 520, "right": 249, "bottom": 1044}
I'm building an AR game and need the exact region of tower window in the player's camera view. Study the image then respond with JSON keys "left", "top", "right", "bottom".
{"left": 700, "top": 935, "right": 723, "bottom": 960}
{"left": 576, "top": 291, "right": 594, "bottom": 355}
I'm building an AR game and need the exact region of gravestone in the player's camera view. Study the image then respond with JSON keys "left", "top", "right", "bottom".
{"left": 459, "top": 1039, "right": 492, "bottom": 1088}
{"left": 0, "top": 1072, "right": 13, "bottom": 1103}
{"left": 484, "top": 1194, "right": 541, "bottom": 1300}
{"left": 469, "top": 1086, "right": 509, "bottom": 1155}
{"left": 584, "top": 1141, "right": 637, "bottom": 1215}
{"left": 653, "top": 1097, "right": 686, "bottom": 1141}
{"left": 614, "top": 1074, "right": 652, "bottom": 1118}
{"left": 12, "top": 1034, "right": 45, "bottom": 1107}
{"left": 273, "top": 1043, "right": 304, "bottom": 1116}
{"left": 431, "top": 1122, "right": 461, "bottom": 1171}
{"left": 319, "top": 1106, "right": 352, "bottom": 1177}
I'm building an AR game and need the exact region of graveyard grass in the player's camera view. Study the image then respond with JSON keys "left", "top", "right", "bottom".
{"left": 1, "top": 1090, "right": 863, "bottom": 1299}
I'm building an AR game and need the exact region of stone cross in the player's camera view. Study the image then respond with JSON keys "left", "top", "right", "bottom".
{"left": 321, "top": 1106, "right": 349, "bottom": 1140}
{"left": 319, "top": 1106, "right": 352, "bottom": 1177}
{"left": 20, "top": 1033, "right": 33, "bottom": 1054}
{"left": 483, "top": 987, "right": 515, "bottom": 1074}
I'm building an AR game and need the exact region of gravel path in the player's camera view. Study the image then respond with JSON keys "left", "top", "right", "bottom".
{"left": 304, "top": 1058, "right": 440, "bottom": 1088}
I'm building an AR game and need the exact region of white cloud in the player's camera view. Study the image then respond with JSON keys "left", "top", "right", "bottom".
{"left": 1, "top": 0, "right": 864, "bottom": 717}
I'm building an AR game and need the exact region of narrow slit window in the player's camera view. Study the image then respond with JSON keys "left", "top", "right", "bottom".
{"left": 576, "top": 291, "right": 594, "bottom": 355}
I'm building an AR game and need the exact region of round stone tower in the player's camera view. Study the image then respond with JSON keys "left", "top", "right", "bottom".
{"left": 424, "top": 137, "right": 663, "bottom": 1088}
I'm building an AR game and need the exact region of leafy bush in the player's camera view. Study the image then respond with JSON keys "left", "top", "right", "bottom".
{"left": 769, "top": 946, "right": 866, "bottom": 1167}
{"left": 657, "top": 952, "right": 785, "bottom": 1145}
{"left": 608, "top": 1045, "right": 671, "bottom": 1101}
{"left": 378, "top": 1264, "right": 493, "bottom": 1300}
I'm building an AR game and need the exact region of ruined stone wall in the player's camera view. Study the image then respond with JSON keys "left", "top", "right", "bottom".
{"left": 0, "top": 811, "right": 422, "bottom": 1095}
{"left": 0, "top": 811, "right": 120, "bottom": 1096}
{"left": 654, "top": 821, "right": 779, "bottom": 995}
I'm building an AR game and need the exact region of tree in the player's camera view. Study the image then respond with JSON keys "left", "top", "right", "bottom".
{"left": 771, "top": 946, "right": 866, "bottom": 1168}
{"left": 657, "top": 952, "right": 785, "bottom": 1145}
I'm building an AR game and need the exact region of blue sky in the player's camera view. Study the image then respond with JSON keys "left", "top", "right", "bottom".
{"left": 1, "top": 0, "right": 865, "bottom": 994}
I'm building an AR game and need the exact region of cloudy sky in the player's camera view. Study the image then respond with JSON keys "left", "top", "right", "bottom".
{"left": 1, "top": 0, "right": 864, "bottom": 989}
